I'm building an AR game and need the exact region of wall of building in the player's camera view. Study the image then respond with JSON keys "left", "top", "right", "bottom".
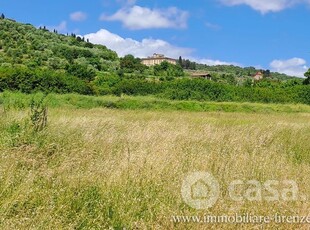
{"left": 142, "top": 58, "right": 177, "bottom": 66}
{"left": 142, "top": 53, "right": 177, "bottom": 66}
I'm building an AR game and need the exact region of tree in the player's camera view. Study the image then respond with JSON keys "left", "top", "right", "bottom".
{"left": 84, "top": 42, "right": 94, "bottom": 48}
{"left": 0, "top": 13, "right": 5, "bottom": 19}
{"left": 120, "top": 54, "right": 136, "bottom": 73}
{"left": 263, "top": 69, "right": 271, "bottom": 78}
{"left": 184, "top": 59, "right": 191, "bottom": 69}
{"left": 243, "top": 78, "right": 253, "bottom": 87}
{"left": 304, "top": 69, "right": 310, "bottom": 85}
{"left": 189, "top": 61, "right": 196, "bottom": 70}
{"left": 178, "top": 56, "right": 183, "bottom": 67}
{"left": 120, "top": 54, "right": 146, "bottom": 73}
{"left": 76, "top": 36, "right": 82, "bottom": 42}
{"left": 66, "top": 63, "right": 96, "bottom": 82}
{"left": 153, "top": 61, "right": 184, "bottom": 77}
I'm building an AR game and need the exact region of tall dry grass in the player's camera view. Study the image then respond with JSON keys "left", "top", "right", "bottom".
{"left": 0, "top": 106, "right": 309, "bottom": 229}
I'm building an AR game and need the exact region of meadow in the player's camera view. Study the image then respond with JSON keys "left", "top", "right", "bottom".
{"left": 0, "top": 92, "right": 310, "bottom": 229}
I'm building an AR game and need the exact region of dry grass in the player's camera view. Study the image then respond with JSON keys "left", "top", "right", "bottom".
{"left": 0, "top": 106, "right": 310, "bottom": 229}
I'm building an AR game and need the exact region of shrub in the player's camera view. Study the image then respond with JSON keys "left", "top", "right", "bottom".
{"left": 30, "top": 94, "right": 48, "bottom": 132}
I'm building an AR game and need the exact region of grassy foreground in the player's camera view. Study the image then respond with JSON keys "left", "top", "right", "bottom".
{"left": 0, "top": 94, "right": 310, "bottom": 229}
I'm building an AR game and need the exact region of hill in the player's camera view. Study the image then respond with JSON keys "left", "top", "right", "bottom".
{"left": 0, "top": 17, "right": 121, "bottom": 94}
{"left": 0, "top": 17, "right": 299, "bottom": 83}
{"left": 0, "top": 17, "right": 309, "bottom": 105}
{"left": 195, "top": 64, "right": 297, "bottom": 80}
{"left": 178, "top": 58, "right": 299, "bottom": 84}
{"left": 0, "top": 18, "right": 118, "bottom": 72}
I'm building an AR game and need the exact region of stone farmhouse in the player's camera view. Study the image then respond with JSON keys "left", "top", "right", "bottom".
{"left": 253, "top": 71, "right": 264, "bottom": 81}
{"left": 191, "top": 72, "right": 212, "bottom": 80}
{"left": 141, "top": 53, "right": 177, "bottom": 66}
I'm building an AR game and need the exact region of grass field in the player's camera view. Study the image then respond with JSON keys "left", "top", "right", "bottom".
{"left": 0, "top": 93, "right": 310, "bottom": 229}
{"left": 1, "top": 91, "right": 310, "bottom": 113}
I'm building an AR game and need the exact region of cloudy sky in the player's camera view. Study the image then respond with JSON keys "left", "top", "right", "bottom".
{"left": 1, "top": 0, "right": 310, "bottom": 77}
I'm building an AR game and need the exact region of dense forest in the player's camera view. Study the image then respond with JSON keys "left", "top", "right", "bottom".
{"left": 0, "top": 16, "right": 310, "bottom": 104}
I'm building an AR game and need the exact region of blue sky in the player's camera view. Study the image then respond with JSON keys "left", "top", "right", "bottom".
{"left": 1, "top": 0, "right": 310, "bottom": 77}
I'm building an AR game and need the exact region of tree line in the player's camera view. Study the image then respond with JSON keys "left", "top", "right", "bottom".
{"left": 1, "top": 65, "right": 309, "bottom": 105}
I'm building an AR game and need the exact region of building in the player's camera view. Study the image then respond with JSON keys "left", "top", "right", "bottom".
{"left": 191, "top": 72, "right": 212, "bottom": 80}
{"left": 253, "top": 71, "right": 264, "bottom": 81}
{"left": 141, "top": 53, "right": 177, "bottom": 66}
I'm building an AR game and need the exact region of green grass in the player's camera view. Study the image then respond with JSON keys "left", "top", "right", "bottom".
{"left": 1, "top": 91, "right": 310, "bottom": 113}
{"left": 0, "top": 92, "right": 309, "bottom": 229}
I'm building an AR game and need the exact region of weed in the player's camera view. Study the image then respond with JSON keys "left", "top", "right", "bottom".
{"left": 30, "top": 94, "right": 48, "bottom": 132}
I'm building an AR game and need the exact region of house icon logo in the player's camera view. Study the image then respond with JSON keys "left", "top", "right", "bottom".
{"left": 181, "top": 172, "right": 220, "bottom": 209}
{"left": 191, "top": 179, "right": 210, "bottom": 200}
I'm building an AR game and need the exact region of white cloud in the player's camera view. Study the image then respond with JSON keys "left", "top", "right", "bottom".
{"left": 84, "top": 29, "right": 192, "bottom": 58}
{"left": 219, "top": 0, "right": 310, "bottom": 13}
{"left": 100, "top": 5, "right": 189, "bottom": 30}
{"left": 70, "top": 11, "right": 87, "bottom": 22}
{"left": 84, "top": 29, "right": 237, "bottom": 67}
{"left": 270, "top": 57, "right": 308, "bottom": 77}
{"left": 195, "top": 58, "right": 241, "bottom": 66}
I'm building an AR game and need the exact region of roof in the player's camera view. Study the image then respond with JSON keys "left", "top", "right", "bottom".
{"left": 191, "top": 72, "right": 211, "bottom": 77}
{"left": 141, "top": 57, "right": 177, "bottom": 61}
{"left": 142, "top": 53, "right": 176, "bottom": 61}
{"left": 254, "top": 71, "right": 263, "bottom": 75}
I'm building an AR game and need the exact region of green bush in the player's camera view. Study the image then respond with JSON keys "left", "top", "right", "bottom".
{"left": 0, "top": 66, "right": 93, "bottom": 94}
